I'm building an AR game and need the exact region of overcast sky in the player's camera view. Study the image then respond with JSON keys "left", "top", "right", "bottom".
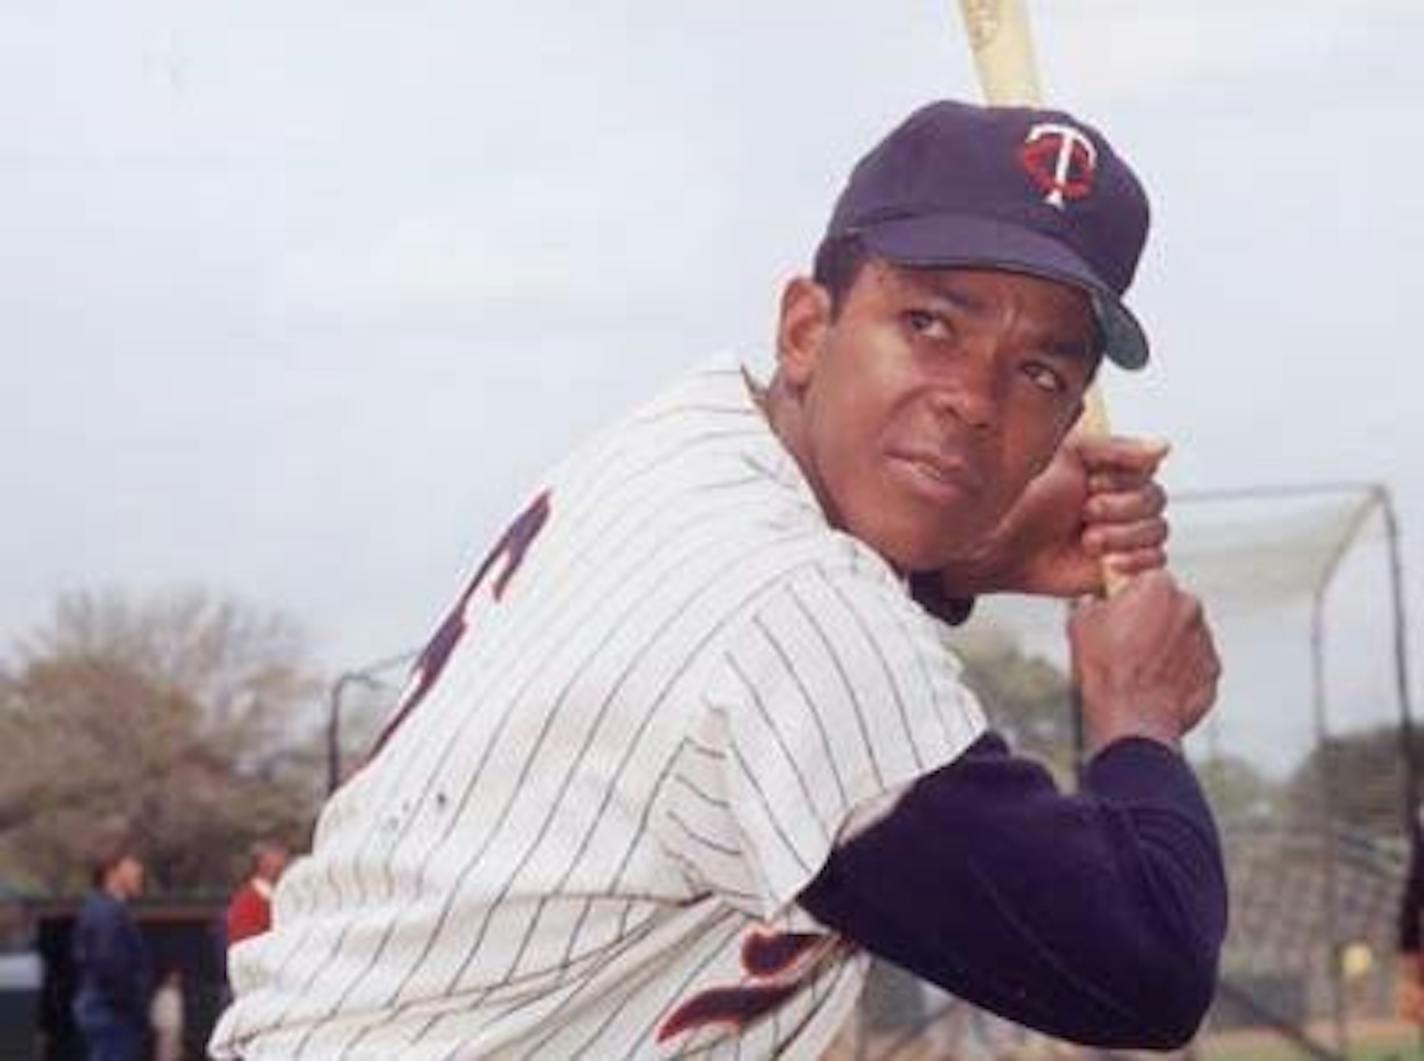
{"left": 4, "top": 1, "right": 1421, "bottom": 770}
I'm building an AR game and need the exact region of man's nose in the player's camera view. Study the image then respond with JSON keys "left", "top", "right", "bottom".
{"left": 927, "top": 347, "right": 1001, "bottom": 431}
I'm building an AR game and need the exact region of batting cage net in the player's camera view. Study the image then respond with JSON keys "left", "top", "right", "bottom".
{"left": 832, "top": 483, "right": 1419, "bottom": 1061}
{"left": 325, "top": 650, "right": 419, "bottom": 797}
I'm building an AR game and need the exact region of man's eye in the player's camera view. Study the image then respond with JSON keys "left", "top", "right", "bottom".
{"left": 904, "top": 309, "right": 950, "bottom": 340}
{"left": 1022, "top": 361, "right": 1066, "bottom": 394}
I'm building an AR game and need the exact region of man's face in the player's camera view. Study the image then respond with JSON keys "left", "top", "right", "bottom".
{"left": 777, "top": 261, "right": 1098, "bottom": 571}
{"left": 258, "top": 849, "right": 289, "bottom": 883}
{"left": 112, "top": 856, "right": 144, "bottom": 899}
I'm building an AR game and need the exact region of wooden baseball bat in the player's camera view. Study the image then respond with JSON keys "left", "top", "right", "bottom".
{"left": 955, "top": 0, "right": 1043, "bottom": 107}
{"left": 956, "top": 0, "right": 1110, "bottom": 439}
{"left": 956, "top": 0, "right": 1123, "bottom": 593}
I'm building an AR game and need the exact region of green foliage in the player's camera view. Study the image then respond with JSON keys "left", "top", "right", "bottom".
{"left": 1196, "top": 752, "right": 1280, "bottom": 823}
{"left": 0, "top": 588, "right": 326, "bottom": 895}
{"left": 1287, "top": 722, "right": 1424, "bottom": 836}
{"left": 950, "top": 625, "right": 1076, "bottom": 780}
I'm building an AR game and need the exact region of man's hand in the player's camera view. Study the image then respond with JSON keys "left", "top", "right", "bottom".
{"left": 1070, "top": 570, "right": 1220, "bottom": 753}
{"left": 936, "top": 433, "right": 1171, "bottom": 598}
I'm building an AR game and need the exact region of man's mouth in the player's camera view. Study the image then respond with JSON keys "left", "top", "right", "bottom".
{"left": 888, "top": 448, "right": 983, "bottom": 501}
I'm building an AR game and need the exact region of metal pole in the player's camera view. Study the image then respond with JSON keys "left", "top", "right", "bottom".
{"left": 1071, "top": 682, "right": 1086, "bottom": 790}
{"left": 1375, "top": 487, "right": 1424, "bottom": 1061}
{"left": 1300, "top": 487, "right": 1380, "bottom": 1058}
{"left": 326, "top": 673, "right": 354, "bottom": 795}
{"left": 1378, "top": 487, "right": 1420, "bottom": 839}
{"left": 325, "top": 651, "right": 419, "bottom": 795}
{"left": 1310, "top": 589, "right": 1350, "bottom": 1057}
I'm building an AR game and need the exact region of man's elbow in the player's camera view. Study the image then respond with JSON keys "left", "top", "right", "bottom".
{"left": 1125, "top": 943, "right": 1219, "bottom": 1050}
{"left": 1140, "top": 979, "right": 1214, "bottom": 1049}
{"left": 1120, "top": 847, "right": 1228, "bottom": 1049}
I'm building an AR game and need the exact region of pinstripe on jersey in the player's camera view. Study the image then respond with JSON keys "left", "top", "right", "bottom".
{"left": 210, "top": 356, "right": 986, "bottom": 1060}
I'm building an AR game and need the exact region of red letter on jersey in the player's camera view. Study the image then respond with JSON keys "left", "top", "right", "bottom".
{"left": 367, "top": 490, "right": 551, "bottom": 761}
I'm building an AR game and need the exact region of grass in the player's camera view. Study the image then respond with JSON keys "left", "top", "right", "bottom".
{"left": 1200, "top": 1021, "right": 1424, "bottom": 1061}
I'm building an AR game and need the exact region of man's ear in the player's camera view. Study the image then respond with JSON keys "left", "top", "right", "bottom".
{"left": 776, "top": 276, "right": 832, "bottom": 388}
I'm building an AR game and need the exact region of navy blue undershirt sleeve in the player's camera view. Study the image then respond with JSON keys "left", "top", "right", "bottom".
{"left": 797, "top": 730, "right": 1228, "bottom": 1050}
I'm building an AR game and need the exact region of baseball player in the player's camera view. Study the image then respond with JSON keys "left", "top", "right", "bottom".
{"left": 212, "top": 100, "right": 1226, "bottom": 1059}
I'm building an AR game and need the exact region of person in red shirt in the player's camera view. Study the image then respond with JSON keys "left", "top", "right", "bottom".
{"left": 225, "top": 842, "right": 288, "bottom": 947}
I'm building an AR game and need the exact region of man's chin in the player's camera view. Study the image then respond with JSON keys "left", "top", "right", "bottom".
{"left": 839, "top": 490, "right": 1002, "bottom": 571}
{"left": 858, "top": 522, "right": 991, "bottom": 578}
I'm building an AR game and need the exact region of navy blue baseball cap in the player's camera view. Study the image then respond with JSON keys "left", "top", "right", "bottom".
{"left": 823, "top": 100, "right": 1151, "bottom": 369}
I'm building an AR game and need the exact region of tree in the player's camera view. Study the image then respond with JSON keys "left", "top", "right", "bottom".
{"left": 1194, "top": 752, "right": 1280, "bottom": 823}
{"left": 949, "top": 624, "right": 1077, "bottom": 781}
{"left": 1286, "top": 722, "right": 1423, "bottom": 837}
{"left": 0, "top": 589, "right": 326, "bottom": 894}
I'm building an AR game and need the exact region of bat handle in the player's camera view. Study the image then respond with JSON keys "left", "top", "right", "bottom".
{"left": 1075, "top": 389, "right": 1130, "bottom": 597}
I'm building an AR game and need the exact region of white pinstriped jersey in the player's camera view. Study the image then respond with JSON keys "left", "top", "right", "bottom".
{"left": 211, "top": 357, "right": 986, "bottom": 1060}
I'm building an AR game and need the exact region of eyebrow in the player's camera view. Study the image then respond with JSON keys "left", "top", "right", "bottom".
{"left": 1047, "top": 334, "right": 1099, "bottom": 362}
{"left": 897, "top": 269, "right": 1100, "bottom": 364}
{"left": 899, "top": 272, "right": 988, "bottom": 315}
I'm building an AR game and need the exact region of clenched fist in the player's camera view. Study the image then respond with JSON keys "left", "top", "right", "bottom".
{"left": 1070, "top": 570, "right": 1221, "bottom": 754}
{"left": 932, "top": 434, "right": 1171, "bottom": 600}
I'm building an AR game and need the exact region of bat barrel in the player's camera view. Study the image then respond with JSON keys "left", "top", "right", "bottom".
{"left": 956, "top": 0, "right": 1043, "bottom": 105}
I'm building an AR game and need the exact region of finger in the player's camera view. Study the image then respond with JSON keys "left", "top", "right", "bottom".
{"left": 1085, "top": 515, "right": 1169, "bottom": 553}
{"left": 1088, "top": 467, "right": 1158, "bottom": 494}
{"left": 1082, "top": 512, "right": 1161, "bottom": 555}
{"left": 1097, "top": 546, "right": 1167, "bottom": 577}
{"left": 1119, "top": 566, "right": 1175, "bottom": 601}
{"left": 1073, "top": 435, "right": 1170, "bottom": 476}
{"left": 1085, "top": 484, "right": 1167, "bottom": 525}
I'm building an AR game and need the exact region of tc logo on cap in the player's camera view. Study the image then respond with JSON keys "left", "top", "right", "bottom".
{"left": 1019, "top": 122, "right": 1098, "bottom": 210}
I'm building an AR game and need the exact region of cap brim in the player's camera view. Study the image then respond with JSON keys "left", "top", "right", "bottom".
{"left": 855, "top": 213, "right": 1149, "bottom": 370}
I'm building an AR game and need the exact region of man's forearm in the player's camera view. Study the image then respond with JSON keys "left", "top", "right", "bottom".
{"left": 798, "top": 731, "right": 1227, "bottom": 1049}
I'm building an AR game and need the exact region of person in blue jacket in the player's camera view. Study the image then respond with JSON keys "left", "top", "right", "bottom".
{"left": 72, "top": 845, "right": 152, "bottom": 1061}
